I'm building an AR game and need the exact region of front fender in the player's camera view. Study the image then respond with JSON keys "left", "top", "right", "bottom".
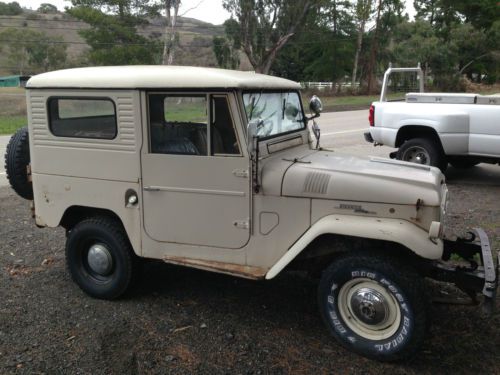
{"left": 265, "top": 214, "right": 443, "bottom": 279}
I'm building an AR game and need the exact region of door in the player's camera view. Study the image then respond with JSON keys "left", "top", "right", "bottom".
{"left": 141, "top": 92, "right": 250, "bottom": 249}
{"left": 468, "top": 105, "right": 500, "bottom": 156}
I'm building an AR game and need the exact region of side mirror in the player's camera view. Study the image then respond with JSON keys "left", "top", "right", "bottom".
{"left": 309, "top": 95, "right": 323, "bottom": 116}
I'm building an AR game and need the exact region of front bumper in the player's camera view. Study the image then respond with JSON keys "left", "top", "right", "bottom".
{"left": 432, "top": 228, "right": 499, "bottom": 314}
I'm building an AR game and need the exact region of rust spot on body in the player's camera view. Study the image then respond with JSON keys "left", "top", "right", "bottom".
{"left": 163, "top": 256, "right": 267, "bottom": 280}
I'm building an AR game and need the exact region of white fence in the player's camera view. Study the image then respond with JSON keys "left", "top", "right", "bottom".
{"left": 301, "top": 82, "right": 360, "bottom": 90}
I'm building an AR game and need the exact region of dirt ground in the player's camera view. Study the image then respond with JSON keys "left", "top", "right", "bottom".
{"left": 0, "top": 181, "right": 499, "bottom": 374}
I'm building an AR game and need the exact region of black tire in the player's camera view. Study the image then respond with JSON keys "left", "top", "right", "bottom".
{"left": 449, "top": 158, "right": 480, "bottom": 169}
{"left": 318, "top": 253, "right": 429, "bottom": 362}
{"left": 4, "top": 126, "right": 33, "bottom": 200}
{"left": 396, "top": 137, "right": 447, "bottom": 172}
{"left": 65, "top": 216, "right": 137, "bottom": 300}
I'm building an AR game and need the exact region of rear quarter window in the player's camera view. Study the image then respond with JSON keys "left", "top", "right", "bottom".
{"left": 48, "top": 98, "right": 117, "bottom": 139}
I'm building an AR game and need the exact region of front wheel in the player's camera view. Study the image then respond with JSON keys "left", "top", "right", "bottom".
{"left": 318, "top": 254, "right": 429, "bottom": 362}
{"left": 396, "top": 137, "right": 447, "bottom": 172}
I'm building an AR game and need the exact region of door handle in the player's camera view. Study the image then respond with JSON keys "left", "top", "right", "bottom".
{"left": 144, "top": 186, "right": 160, "bottom": 192}
{"left": 232, "top": 169, "right": 249, "bottom": 178}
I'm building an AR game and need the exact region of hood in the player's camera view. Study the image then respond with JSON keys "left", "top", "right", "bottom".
{"left": 278, "top": 150, "right": 444, "bottom": 206}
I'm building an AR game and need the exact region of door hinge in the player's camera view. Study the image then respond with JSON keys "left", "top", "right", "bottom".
{"left": 233, "top": 219, "right": 249, "bottom": 229}
{"left": 232, "top": 169, "right": 249, "bottom": 178}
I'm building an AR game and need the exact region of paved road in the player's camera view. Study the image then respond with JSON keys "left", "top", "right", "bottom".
{"left": 316, "top": 109, "right": 387, "bottom": 156}
{"left": 1, "top": 110, "right": 499, "bottom": 187}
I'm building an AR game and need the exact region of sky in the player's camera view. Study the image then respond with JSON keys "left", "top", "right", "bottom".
{"left": 16, "top": 0, "right": 232, "bottom": 25}
{"left": 15, "top": 0, "right": 416, "bottom": 25}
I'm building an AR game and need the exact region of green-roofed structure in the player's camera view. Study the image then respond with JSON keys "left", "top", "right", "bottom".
{"left": 0, "top": 75, "right": 30, "bottom": 87}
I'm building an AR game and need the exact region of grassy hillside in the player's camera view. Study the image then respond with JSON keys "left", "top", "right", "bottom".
{"left": 0, "top": 9, "right": 242, "bottom": 135}
{"left": 0, "top": 10, "right": 237, "bottom": 76}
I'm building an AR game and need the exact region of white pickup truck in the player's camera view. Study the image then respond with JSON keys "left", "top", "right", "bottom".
{"left": 365, "top": 66, "right": 500, "bottom": 172}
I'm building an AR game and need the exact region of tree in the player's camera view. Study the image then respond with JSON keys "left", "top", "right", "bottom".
{"left": 28, "top": 34, "right": 68, "bottom": 71}
{"left": 351, "top": 0, "right": 372, "bottom": 86}
{"left": 362, "top": 0, "right": 405, "bottom": 92}
{"left": 212, "top": 36, "right": 239, "bottom": 69}
{"left": 68, "top": 0, "right": 161, "bottom": 65}
{"left": 149, "top": 0, "right": 206, "bottom": 65}
{"left": 365, "top": 0, "right": 382, "bottom": 93}
{"left": 415, "top": 0, "right": 499, "bottom": 31}
{"left": 453, "top": 0, "right": 500, "bottom": 30}
{"left": 409, "top": 0, "right": 499, "bottom": 87}
{"left": 391, "top": 20, "right": 443, "bottom": 79}
{"left": 308, "top": 0, "right": 355, "bottom": 82}
{"left": 159, "top": 0, "right": 181, "bottom": 65}
{"left": 414, "top": 0, "right": 439, "bottom": 25}
{"left": 0, "top": 28, "right": 31, "bottom": 75}
{"left": 222, "top": 0, "right": 317, "bottom": 74}
{"left": 38, "top": 3, "right": 58, "bottom": 13}
{"left": 0, "top": 1, "right": 22, "bottom": 15}
{"left": 0, "top": 28, "right": 67, "bottom": 74}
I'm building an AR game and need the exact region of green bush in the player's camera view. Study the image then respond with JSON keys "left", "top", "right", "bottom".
{"left": 0, "top": 1, "right": 22, "bottom": 15}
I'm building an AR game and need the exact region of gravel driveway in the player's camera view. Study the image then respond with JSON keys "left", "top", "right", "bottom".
{"left": 0, "top": 181, "right": 499, "bottom": 374}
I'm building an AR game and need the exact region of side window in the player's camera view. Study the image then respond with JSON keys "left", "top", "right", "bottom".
{"left": 211, "top": 96, "right": 240, "bottom": 155}
{"left": 48, "top": 98, "right": 116, "bottom": 139}
{"left": 149, "top": 94, "right": 208, "bottom": 155}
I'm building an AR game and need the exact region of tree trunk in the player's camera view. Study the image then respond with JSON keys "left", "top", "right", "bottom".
{"left": 351, "top": 23, "right": 364, "bottom": 86}
{"left": 351, "top": 0, "right": 371, "bottom": 87}
{"left": 366, "top": 0, "right": 382, "bottom": 94}
{"left": 162, "top": 0, "right": 180, "bottom": 65}
{"left": 258, "top": 33, "right": 294, "bottom": 74}
{"left": 239, "top": 1, "right": 311, "bottom": 74}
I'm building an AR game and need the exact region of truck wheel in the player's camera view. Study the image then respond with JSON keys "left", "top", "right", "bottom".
{"left": 4, "top": 126, "right": 33, "bottom": 200}
{"left": 397, "top": 138, "right": 447, "bottom": 172}
{"left": 318, "top": 253, "right": 429, "bottom": 362}
{"left": 65, "top": 216, "right": 137, "bottom": 300}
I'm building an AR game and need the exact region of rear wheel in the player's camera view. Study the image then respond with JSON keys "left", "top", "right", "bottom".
{"left": 4, "top": 126, "right": 33, "bottom": 199}
{"left": 397, "top": 137, "right": 447, "bottom": 172}
{"left": 318, "top": 253, "right": 429, "bottom": 362}
{"left": 65, "top": 216, "right": 137, "bottom": 299}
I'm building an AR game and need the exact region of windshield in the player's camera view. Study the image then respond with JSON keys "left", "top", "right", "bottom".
{"left": 243, "top": 91, "right": 305, "bottom": 138}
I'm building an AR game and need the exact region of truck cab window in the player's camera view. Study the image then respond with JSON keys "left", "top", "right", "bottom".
{"left": 149, "top": 94, "right": 208, "bottom": 155}
{"left": 211, "top": 96, "right": 240, "bottom": 155}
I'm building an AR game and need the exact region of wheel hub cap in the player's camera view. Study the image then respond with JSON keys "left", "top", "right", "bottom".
{"left": 87, "top": 244, "right": 113, "bottom": 276}
{"left": 415, "top": 153, "right": 426, "bottom": 164}
{"left": 350, "top": 287, "right": 389, "bottom": 326}
{"left": 403, "top": 146, "right": 430, "bottom": 165}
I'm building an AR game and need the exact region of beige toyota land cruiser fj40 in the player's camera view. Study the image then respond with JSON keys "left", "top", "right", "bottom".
{"left": 4, "top": 66, "right": 498, "bottom": 361}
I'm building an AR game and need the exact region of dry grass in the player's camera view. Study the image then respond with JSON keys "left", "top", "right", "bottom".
{"left": 0, "top": 89, "right": 26, "bottom": 116}
{"left": 0, "top": 88, "right": 28, "bottom": 134}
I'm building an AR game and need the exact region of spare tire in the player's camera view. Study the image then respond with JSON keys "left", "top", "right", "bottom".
{"left": 4, "top": 126, "right": 33, "bottom": 200}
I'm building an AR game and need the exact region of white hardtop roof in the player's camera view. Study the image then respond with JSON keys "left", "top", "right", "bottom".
{"left": 26, "top": 65, "right": 302, "bottom": 90}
